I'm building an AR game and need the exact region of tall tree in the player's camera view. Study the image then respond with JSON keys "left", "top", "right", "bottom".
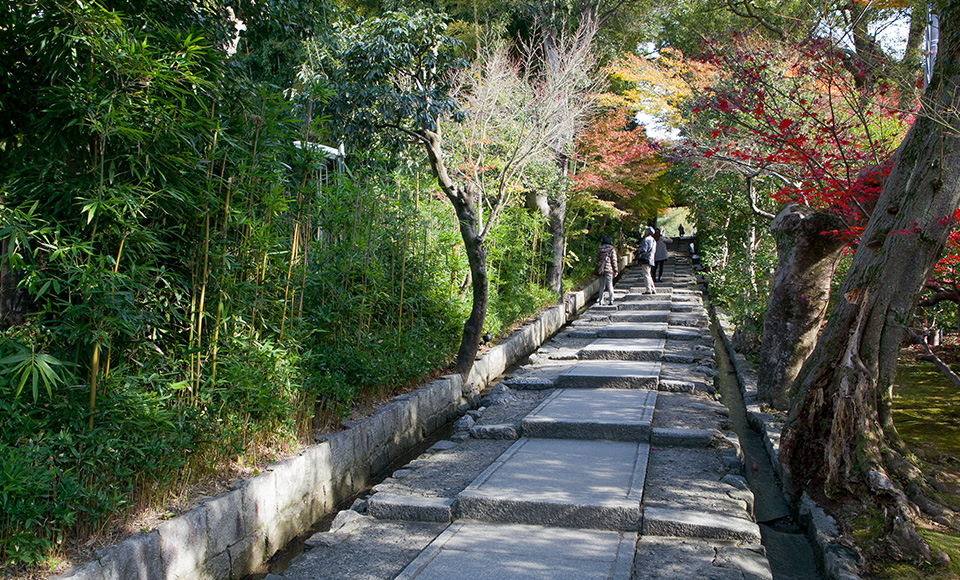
{"left": 781, "top": 1, "right": 960, "bottom": 560}
{"left": 300, "top": 10, "right": 490, "bottom": 376}
{"left": 679, "top": 31, "right": 912, "bottom": 408}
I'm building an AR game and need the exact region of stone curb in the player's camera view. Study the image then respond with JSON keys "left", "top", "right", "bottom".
{"left": 54, "top": 270, "right": 609, "bottom": 580}
{"left": 650, "top": 427, "right": 718, "bottom": 447}
{"left": 708, "top": 306, "right": 862, "bottom": 580}
{"left": 367, "top": 493, "right": 455, "bottom": 523}
{"left": 640, "top": 506, "right": 762, "bottom": 543}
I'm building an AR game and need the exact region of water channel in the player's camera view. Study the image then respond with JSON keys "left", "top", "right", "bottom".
{"left": 711, "top": 322, "right": 823, "bottom": 580}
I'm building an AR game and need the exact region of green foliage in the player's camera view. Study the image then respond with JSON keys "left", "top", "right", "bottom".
{"left": 0, "top": 342, "right": 67, "bottom": 402}
{"left": 0, "top": 382, "right": 200, "bottom": 566}
{"left": 0, "top": 0, "right": 630, "bottom": 569}
{"left": 297, "top": 9, "right": 467, "bottom": 148}
{"left": 484, "top": 206, "right": 556, "bottom": 334}
{"left": 684, "top": 171, "right": 776, "bottom": 335}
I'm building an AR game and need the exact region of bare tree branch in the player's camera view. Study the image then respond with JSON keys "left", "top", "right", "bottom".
{"left": 910, "top": 329, "right": 960, "bottom": 391}
{"left": 746, "top": 174, "right": 776, "bottom": 220}
{"left": 725, "top": 0, "right": 785, "bottom": 38}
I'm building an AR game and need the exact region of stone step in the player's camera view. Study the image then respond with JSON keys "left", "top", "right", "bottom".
{"left": 618, "top": 301, "right": 673, "bottom": 311}
{"left": 622, "top": 291, "right": 673, "bottom": 301}
{"left": 640, "top": 507, "right": 762, "bottom": 543}
{"left": 457, "top": 438, "right": 648, "bottom": 530}
{"left": 633, "top": 538, "right": 772, "bottom": 580}
{"left": 367, "top": 493, "right": 455, "bottom": 523}
{"left": 578, "top": 337, "right": 664, "bottom": 361}
{"left": 556, "top": 360, "right": 661, "bottom": 389}
{"left": 520, "top": 389, "right": 657, "bottom": 441}
{"left": 609, "top": 312, "right": 669, "bottom": 323}
{"left": 395, "top": 522, "right": 636, "bottom": 580}
{"left": 597, "top": 323, "right": 668, "bottom": 339}
{"left": 667, "top": 313, "right": 708, "bottom": 327}
{"left": 502, "top": 377, "right": 555, "bottom": 390}
{"left": 666, "top": 327, "right": 708, "bottom": 341}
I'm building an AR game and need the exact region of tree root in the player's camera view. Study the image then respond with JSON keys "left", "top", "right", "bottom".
{"left": 867, "top": 469, "right": 932, "bottom": 562}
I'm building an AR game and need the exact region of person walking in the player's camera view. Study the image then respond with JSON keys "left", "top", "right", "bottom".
{"left": 595, "top": 236, "right": 618, "bottom": 305}
{"left": 653, "top": 228, "right": 672, "bottom": 283}
{"left": 678, "top": 223, "right": 685, "bottom": 237}
{"left": 638, "top": 226, "right": 657, "bottom": 294}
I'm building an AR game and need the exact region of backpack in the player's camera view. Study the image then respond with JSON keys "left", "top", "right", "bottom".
{"left": 594, "top": 250, "right": 608, "bottom": 276}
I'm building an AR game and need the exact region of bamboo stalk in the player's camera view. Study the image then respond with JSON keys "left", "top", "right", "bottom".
{"left": 187, "top": 282, "right": 198, "bottom": 399}
{"left": 280, "top": 221, "right": 301, "bottom": 338}
{"left": 88, "top": 342, "right": 100, "bottom": 429}
{"left": 211, "top": 300, "right": 222, "bottom": 385}
{"left": 397, "top": 216, "right": 409, "bottom": 346}
{"left": 195, "top": 210, "right": 211, "bottom": 397}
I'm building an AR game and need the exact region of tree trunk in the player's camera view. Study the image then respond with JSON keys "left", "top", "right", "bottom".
{"left": 781, "top": 6, "right": 960, "bottom": 558}
{"left": 422, "top": 129, "right": 488, "bottom": 378}
{"left": 452, "top": 194, "right": 488, "bottom": 376}
{"left": 757, "top": 205, "right": 847, "bottom": 409}
{"left": 527, "top": 187, "right": 568, "bottom": 298}
{"left": 545, "top": 194, "right": 566, "bottom": 297}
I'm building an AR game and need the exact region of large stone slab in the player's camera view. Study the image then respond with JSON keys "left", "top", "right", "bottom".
{"left": 578, "top": 337, "right": 665, "bottom": 361}
{"left": 396, "top": 522, "right": 636, "bottom": 580}
{"left": 555, "top": 361, "right": 661, "bottom": 390}
{"left": 457, "top": 438, "right": 648, "bottom": 530}
{"left": 521, "top": 389, "right": 657, "bottom": 441}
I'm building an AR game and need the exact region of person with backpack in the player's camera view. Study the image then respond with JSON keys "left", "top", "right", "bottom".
{"left": 638, "top": 226, "right": 657, "bottom": 294}
{"left": 595, "top": 236, "right": 618, "bottom": 305}
{"left": 653, "top": 228, "right": 672, "bottom": 283}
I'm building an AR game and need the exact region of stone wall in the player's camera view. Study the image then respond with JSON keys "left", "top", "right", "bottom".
{"left": 55, "top": 272, "right": 610, "bottom": 580}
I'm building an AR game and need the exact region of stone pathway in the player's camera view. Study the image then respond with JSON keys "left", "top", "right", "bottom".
{"left": 278, "top": 243, "right": 773, "bottom": 580}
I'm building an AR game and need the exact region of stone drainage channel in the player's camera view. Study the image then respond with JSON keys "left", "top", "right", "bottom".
{"left": 710, "top": 327, "right": 821, "bottom": 580}
{"left": 244, "top": 267, "right": 823, "bottom": 580}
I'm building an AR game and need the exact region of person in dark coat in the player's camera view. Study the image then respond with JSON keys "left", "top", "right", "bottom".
{"left": 596, "top": 236, "right": 618, "bottom": 305}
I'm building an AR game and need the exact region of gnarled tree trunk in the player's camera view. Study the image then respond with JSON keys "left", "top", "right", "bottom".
{"left": 757, "top": 204, "right": 847, "bottom": 409}
{"left": 527, "top": 186, "right": 568, "bottom": 299}
{"left": 782, "top": 5, "right": 960, "bottom": 559}
{"left": 423, "top": 129, "right": 488, "bottom": 378}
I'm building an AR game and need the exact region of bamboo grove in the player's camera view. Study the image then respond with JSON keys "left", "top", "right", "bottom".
{"left": 0, "top": 1, "right": 635, "bottom": 567}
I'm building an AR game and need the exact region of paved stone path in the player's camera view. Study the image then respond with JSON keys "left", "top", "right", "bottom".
{"left": 279, "top": 242, "right": 773, "bottom": 580}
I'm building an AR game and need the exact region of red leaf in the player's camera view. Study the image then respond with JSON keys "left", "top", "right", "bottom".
{"left": 778, "top": 118, "right": 793, "bottom": 132}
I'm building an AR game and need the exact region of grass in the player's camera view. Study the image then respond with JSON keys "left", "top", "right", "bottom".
{"left": 859, "top": 357, "right": 960, "bottom": 579}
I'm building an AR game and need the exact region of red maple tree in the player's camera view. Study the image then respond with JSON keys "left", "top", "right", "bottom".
{"left": 573, "top": 107, "right": 668, "bottom": 216}
{"left": 688, "top": 32, "right": 913, "bottom": 232}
